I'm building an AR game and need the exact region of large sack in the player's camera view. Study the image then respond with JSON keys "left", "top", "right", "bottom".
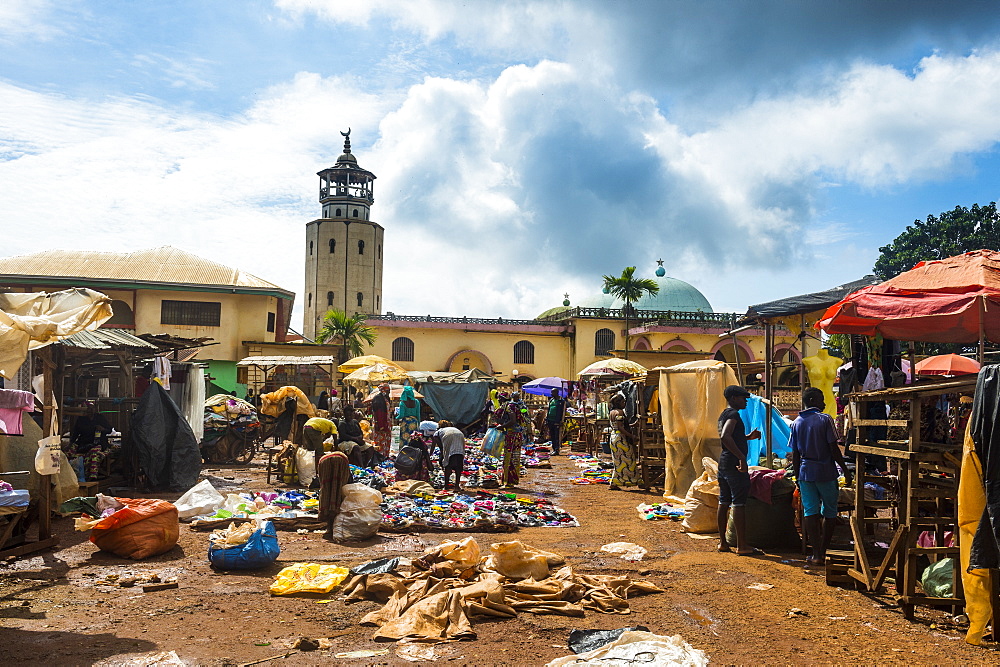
{"left": 679, "top": 458, "right": 719, "bottom": 534}
{"left": 725, "top": 479, "right": 799, "bottom": 549}
{"left": 90, "top": 497, "right": 179, "bottom": 559}
{"left": 485, "top": 541, "right": 565, "bottom": 580}
{"left": 329, "top": 483, "right": 382, "bottom": 541}
{"left": 209, "top": 519, "right": 280, "bottom": 570}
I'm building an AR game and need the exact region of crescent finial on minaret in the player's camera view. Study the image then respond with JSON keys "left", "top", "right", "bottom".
{"left": 340, "top": 128, "right": 352, "bottom": 154}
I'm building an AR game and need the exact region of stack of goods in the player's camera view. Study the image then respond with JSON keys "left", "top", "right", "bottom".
{"left": 189, "top": 490, "right": 322, "bottom": 529}
{"left": 0, "top": 480, "right": 29, "bottom": 510}
{"left": 201, "top": 395, "right": 260, "bottom": 462}
{"left": 379, "top": 490, "right": 579, "bottom": 533}
{"left": 568, "top": 455, "right": 612, "bottom": 484}
{"left": 350, "top": 464, "right": 392, "bottom": 490}
{"left": 635, "top": 501, "right": 685, "bottom": 521}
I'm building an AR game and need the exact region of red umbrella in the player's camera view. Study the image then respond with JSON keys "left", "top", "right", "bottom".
{"left": 817, "top": 250, "right": 1000, "bottom": 345}
{"left": 914, "top": 353, "right": 981, "bottom": 376}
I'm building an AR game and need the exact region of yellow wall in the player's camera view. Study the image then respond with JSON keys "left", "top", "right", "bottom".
{"left": 133, "top": 289, "right": 279, "bottom": 361}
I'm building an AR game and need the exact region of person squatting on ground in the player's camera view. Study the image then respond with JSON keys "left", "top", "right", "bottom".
{"left": 395, "top": 429, "right": 434, "bottom": 483}
{"left": 546, "top": 387, "right": 567, "bottom": 455}
{"left": 434, "top": 420, "right": 466, "bottom": 490}
{"left": 494, "top": 392, "right": 533, "bottom": 488}
{"left": 302, "top": 416, "right": 338, "bottom": 487}
{"left": 317, "top": 450, "right": 351, "bottom": 541}
{"left": 371, "top": 383, "right": 393, "bottom": 457}
{"left": 608, "top": 393, "right": 640, "bottom": 489}
{"left": 717, "top": 385, "right": 761, "bottom": 555}
{"left": 790, "top": 386, "right": 852, "bottom": 566}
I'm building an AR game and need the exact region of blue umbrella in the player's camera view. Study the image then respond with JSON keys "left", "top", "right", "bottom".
{"left": 521, "top": 376, "right": 569, "bottom": 398}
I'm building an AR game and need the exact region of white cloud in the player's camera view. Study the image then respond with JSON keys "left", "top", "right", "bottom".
{"left": 0, "top": 0, "right": 62, "bottom": 42}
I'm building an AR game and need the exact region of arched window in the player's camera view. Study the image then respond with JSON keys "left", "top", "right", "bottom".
{"left": 392, "top": 337, "right": 414, "bottom": 362}
{"left": 358, "top": 240, "right": 365, "bottom": 255}
{"left": 329, "top": 238, "right": 336, "bottom": 253}
{"left": 335, "top": 208, "right": 342, "bottom": 217}
{"left": 326, "top": 291, "right": 334, "bottom": 306}
{"left": 513, "top": 340, "right": 535, "bottom": 365}
{"left": 309, "top": 241, "right": 313, "bottom": 255}
{"left": 352, "top": 209, "right": 359, "bottom": 218}
{"left": 595, "top": 328, "right": 615, "bottom": 355}
{"left": 357, "top": 292, "right": 364, "bottom": 308}
{"left": 104, "top": 300, "right": 135, "bottom": 327}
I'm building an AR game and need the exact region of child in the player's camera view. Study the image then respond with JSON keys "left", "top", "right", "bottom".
{"left": 717, "top": 385, "right": 761, "bottom": 555}
{"left": 790, "top": 386, "right": 852, "bottom": 566}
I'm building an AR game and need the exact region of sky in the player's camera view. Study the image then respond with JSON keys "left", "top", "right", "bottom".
{"left": 4, "top": 1, "right": 1000, "bottom": 330}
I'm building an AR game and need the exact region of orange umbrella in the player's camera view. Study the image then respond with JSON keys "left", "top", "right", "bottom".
{"left": 914, "top": 353, "right": 980, "bottom": 376}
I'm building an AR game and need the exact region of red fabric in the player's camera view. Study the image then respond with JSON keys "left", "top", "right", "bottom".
{"left": 817, "top": 250, "right": 1000, "bottom": 342}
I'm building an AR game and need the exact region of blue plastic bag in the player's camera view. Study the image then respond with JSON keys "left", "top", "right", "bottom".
{"left": 482, "top": 427, "right": 505, "bottom": 458}
{"left": 209, "top": 520, "right": 280, "bottom": 570}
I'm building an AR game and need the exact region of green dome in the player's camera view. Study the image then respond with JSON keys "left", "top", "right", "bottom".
{"left": 583, "top": 275, "right": 713, "bottom": 312}
{"left": 536, "top": 305, "right": 573, "bottom": 320}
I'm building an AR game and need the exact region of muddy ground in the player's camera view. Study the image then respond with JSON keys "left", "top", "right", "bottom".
{"left": 1, "top": 454, "right": 996, "bottom": 666}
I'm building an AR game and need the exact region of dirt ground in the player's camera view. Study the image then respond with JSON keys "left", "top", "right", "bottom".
{"left": 1, "top": 454, "right": 997, "bottom": 666}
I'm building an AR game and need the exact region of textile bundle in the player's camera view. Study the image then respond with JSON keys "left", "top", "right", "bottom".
{"left": 341, "top": 537, "right": 662, "bottom": 642}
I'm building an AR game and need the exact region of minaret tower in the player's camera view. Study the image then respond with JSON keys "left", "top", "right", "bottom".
{"left": 304, "top": 129, "right": 384, "bottom": 340}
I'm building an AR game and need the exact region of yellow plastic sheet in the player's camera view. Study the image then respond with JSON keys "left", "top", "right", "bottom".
{"left": 656, "top": 360, "right": 738, "bottom": 496}
{"left": 269, "top": 563, "right": 350, "bottom": 596}
{"left": 959, "top": 423, "right": 993, "bottom": 646}
{"left": 259, "top": 386, "right": 316, "bottom": 419}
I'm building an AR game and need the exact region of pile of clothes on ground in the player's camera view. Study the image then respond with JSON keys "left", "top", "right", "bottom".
{"left": 187, "top": 490, "right": 321, "bottom": 528}
{"left": 380, "top": 489, "right": 579, "bottom": 532}
{"left": 200, "top": 394, "right": 260, "bottom": 463}
{"left": 340, "top": 537, "right": 663, "bottom": 641}
{"left": 347, "top": 441, "right": 516, "bottom": 492}
{"left": 568, "top": 455, "right": 612, "bottom": 484}
{"left": 523, "top": 443, "right": 552, "bottom": 468}
{"left": 635, "top": 501, "right": 685, "bottom": 521}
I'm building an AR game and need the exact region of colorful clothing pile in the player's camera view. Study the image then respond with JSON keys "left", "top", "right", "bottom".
{"left": 568, "top": 455, "right": 613, "bottom": 484}
{"left": 380, "top": 490, "right": 579, "bottom": 532}
{"left": 636, "top": 502, "right": 685, "bottom": 521}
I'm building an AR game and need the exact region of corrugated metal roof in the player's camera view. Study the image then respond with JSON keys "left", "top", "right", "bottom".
{"left": 237, "top": 355, "right": 336, "bottom": 366}
{"left": 0, "top": 246, "right": 286, "bottom": 291}
{"left": 60, "top": 328, "right": 159, "bottom": 350}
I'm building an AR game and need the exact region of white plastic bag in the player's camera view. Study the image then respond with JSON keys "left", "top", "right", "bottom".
{"left": 296, "top": 447, "right": 316, "bottom": 486}
{"left": 680, "top": 457, "right": 719, "bottom": 534}
{"left": 34, "top": 435, "right": 62, "bottom": 475}
{"left": 547, "top": 630, "right": 708, "bottom": 667}
{"left": 175, "top": 479, "right": 225, "bottom": 519}
{"left": 329, "top": 483, "right": 382, "bottom": 541}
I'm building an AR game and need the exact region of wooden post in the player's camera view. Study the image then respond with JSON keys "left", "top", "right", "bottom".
{"left": 979, "top": 295, "right": 986, "bottom": 365}
{"left": 38, "top": 347, "right": 55, "bottom": 540}
{"left": 764, "top": 323, "right": 774, "bottom": 467}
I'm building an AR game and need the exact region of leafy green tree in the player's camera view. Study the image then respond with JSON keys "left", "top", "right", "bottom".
{"left": 602, "top": 266, "right": 660, "bottom": 359}
{"left": 874, "top": 202, "right": 1000, "bottom": 279}
{"left": 316, "top": 309, "right": 377, "bottom": 364}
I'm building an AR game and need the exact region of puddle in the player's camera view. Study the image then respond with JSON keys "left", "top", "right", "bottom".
{"left": 680, "top": 606, "right": 719, "bottom": 634}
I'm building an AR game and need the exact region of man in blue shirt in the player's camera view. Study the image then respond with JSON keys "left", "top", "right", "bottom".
{"left": 791, "top": 386, "right": 852, "bottom": 566}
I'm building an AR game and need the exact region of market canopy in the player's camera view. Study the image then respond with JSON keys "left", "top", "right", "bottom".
{"left": 342, "top": 363, "right": 411, "bottom": 386}
{"left": 238, "top": 355, "right": 336, "bottom": 366}
{"left": 522, "top": 376, "right": 569, "bottom": 398}
{"left": 914, "top": 353, "right": 981, "bottom": 376}
{"left": 337, "top": 354, "right": 403, "bottom": 374}
{"left": 577, "top": 358, "right": 646, "bottom": 377}
{"left": 740, "top": 275, "right": 880, "bottom": 324}
{"left": 363, "top": 384, "right": 424, "bottom": 401}
{"left": 817, "top": 250, "right": 1000, "bottom": 343}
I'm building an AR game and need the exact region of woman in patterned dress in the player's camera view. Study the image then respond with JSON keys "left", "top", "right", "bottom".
{"left": 608, "top": 393, "right": 640, "bottom": 489}
{"left": 370, "top": 384, "right": 393, "bottom": 457}
{"left": 495, "top": 392, "right": 532, "bottom": 488}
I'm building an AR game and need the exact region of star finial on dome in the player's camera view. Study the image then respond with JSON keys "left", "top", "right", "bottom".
{"left": 655, "top": 258, "right": 666, "bottom": 277}
{"left": 562, "top": 293, "right": 571, "bottom": 307}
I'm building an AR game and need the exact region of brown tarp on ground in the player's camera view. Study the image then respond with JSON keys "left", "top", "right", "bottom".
{"left": 341, "top": 537, "right": 662, "bottom": 642}
{"left": 656, "top": 360, "right": 739, "bottom": 497}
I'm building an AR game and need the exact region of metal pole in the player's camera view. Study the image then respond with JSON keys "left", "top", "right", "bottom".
{"left": 765, "top": 323, "right": 774, "bottom": 468}
{"left": 979, "top": 295, "right": 986, "bottom": 365}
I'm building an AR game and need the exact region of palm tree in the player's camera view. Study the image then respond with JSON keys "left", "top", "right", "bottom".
{"left": 316, "top": 309, "right": 378, "bottom": 365}
{"left": 602, "top": 266, "right": 659, "bottom": 359}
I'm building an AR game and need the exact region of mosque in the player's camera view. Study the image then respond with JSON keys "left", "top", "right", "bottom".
{"left": 304, "top": 132, "right": 802, "bottom": 384}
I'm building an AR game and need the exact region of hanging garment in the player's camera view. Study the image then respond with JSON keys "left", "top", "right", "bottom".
{"left": 153, "top": 356, "right": 172, "bottom": 390}
{"left": 0, "top": 389, "right": 35, "bottom": 435}
{"left": 862, "top": 367, "right": 884, "bottom": 392}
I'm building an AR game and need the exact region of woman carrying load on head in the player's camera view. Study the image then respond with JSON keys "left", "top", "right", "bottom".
{"left": 397, "top": 385, "right": 421, "bottom": 447}
{"left": 370, "top": 383, "right": 393, "bottom": 457}
{"left": 608, "top": 392, "right": 640, "bottom": 490}
{"left": 494, "top": 391, "right": 532, "bottom": 489}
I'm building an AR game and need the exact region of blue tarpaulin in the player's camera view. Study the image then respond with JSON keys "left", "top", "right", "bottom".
{"left": 740, "top": 394, "right": 791, "bottom": 464}
{"left": 521, "top": 376, "right": 569, "bottom": 398}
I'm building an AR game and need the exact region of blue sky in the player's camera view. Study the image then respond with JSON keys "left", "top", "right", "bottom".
{"left": 4, "top": 1, "right": 1000, "bottom": 327}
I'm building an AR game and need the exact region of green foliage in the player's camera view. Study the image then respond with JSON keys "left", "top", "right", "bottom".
{"left": 874, "top": 202, "right": 1000, "bottom": 279}
{"left": 602, "top": 266, "right": 660, "bottom": 313}
{"left": 316, "top": 309, "right": 377, "bottom": 362}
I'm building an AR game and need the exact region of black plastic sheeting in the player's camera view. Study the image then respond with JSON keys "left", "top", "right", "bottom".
{"left": 350, "top": 557, "right": 400, "bottom": 575}
{"left": 740, "top": 275, "right": 880, "bottom": 322}
{"left": 130, "top": 381, "right": 201, "bottom": 491}
{"left": 568, "top": 626, "right": 650, "bottom": 654}
{"left": 970, "top": 365, "right": 1000, "bottom": 570}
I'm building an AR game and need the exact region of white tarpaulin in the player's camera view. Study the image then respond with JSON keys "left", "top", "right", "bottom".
{"left": 0, "top": 288, "right": 113, "bottom": 379}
